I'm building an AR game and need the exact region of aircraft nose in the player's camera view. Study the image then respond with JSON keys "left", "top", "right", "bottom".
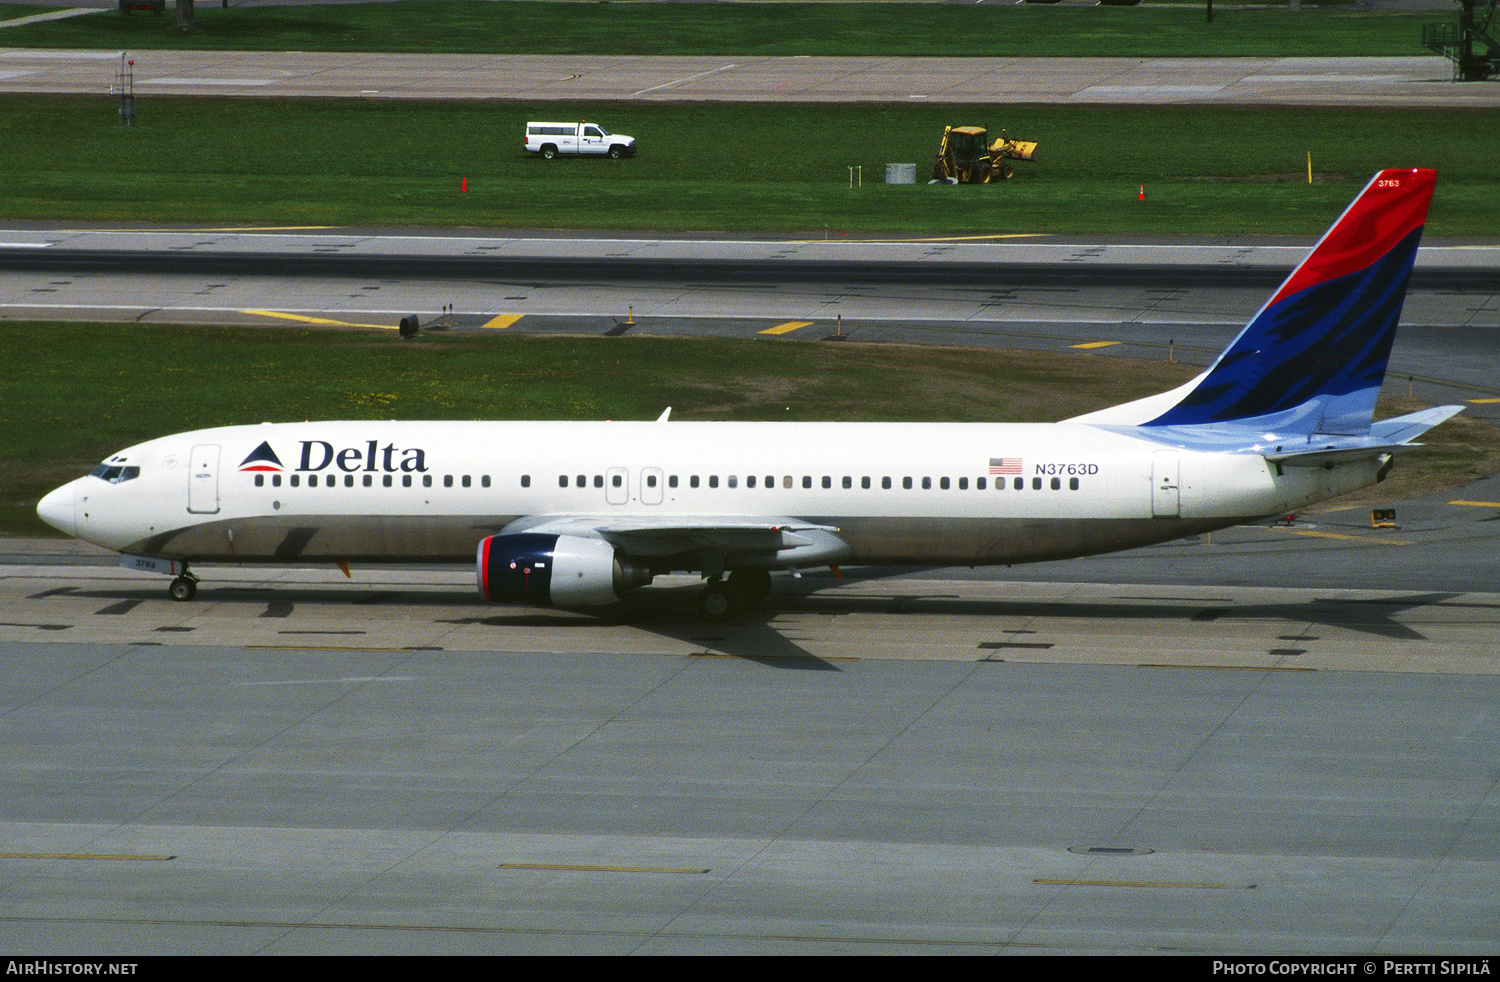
{"left": 36, "top": 482, "right": 77, "bottom": 538}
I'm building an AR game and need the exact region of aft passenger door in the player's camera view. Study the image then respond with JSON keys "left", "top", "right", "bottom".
{"left": 1151, "top": 451, "right": 1180, "bottom": 519}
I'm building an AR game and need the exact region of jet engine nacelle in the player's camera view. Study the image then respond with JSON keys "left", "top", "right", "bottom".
{"left": 476, "top": 533, "right": 652, "bottom": 608}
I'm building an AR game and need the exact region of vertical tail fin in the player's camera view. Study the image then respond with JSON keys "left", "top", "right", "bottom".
{"left": 1071, "top": 169, "right": 1436, "bottom": 435}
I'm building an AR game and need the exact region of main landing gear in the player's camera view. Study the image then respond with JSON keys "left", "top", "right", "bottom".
{"left": 697, "top": 568, "right": 773, "bottom": 621}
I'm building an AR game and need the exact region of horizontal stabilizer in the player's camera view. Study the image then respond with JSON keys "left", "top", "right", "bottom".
{"left": 1367, "top": 404, "right": 1467, "bottom": 444}
{"left": 1266, "top": 445, "right": 1414, "bottom": 467}
{"left": 1263, "top": 405, "right": 1464, "bottom": 466}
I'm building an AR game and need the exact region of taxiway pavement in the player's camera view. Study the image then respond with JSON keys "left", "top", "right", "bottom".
{"left": 3, "top": 46, "right": 1496, "bottom": 107}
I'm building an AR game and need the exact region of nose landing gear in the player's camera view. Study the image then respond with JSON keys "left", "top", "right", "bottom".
{"left": 168, "top": 571, "right": 199, "bottom": 602}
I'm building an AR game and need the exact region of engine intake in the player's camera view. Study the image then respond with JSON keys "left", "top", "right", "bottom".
{"left": 476, "top": 533, "right": 652, "bottom": 608}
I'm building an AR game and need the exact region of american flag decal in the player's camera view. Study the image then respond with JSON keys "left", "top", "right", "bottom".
{"left": 989, "top": 457, "right": 1023, "bottom": 475}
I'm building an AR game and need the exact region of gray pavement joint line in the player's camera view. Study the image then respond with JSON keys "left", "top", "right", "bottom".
{"left": 631, "top": 63, "right": 737, "bottom": 99}
{"left": 0, "top": 644, "right": 175, "bottom": 868}
{"left": 108, "top": 646, "right": 435, "bottom": 897}
{"left": 642, "top": 657, "right": 1004, "bottom": 952}
{"left": 1373, "top": 738, "right": 1500, "bottom": 951}
{"left": 1013, "top": 665, "right": 1275, "bottom": 918}
{"left": 333, "top": 648, "right": 711, "bottom": 953}
{"left": 0, "top": 8, "right": 100, "bottom": 30}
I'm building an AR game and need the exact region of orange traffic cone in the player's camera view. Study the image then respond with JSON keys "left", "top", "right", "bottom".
{"left": 1138, "top": 184, "right": 1145, "bottom": 201}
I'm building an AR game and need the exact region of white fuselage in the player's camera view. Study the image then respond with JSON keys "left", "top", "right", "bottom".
{"left": 40, "top": 419, "right": 1381, "bottom": 568}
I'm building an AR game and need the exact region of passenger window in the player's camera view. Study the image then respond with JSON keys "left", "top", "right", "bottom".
{"left": 861, "top": 477, "right": 870, "bottom": 489}
{"left": 255, "top": 475, "right": 264, "bottom": 487}
{"left": 1013, "top": 477, "right": 1023, "bottom": 490}
{"left": 1032, "top": 477, "right": 1042, "bottom": 490}
{"left": 882, "top": 477, "right": 892, "bottom": 490}
{"left": 727, "top": 475, "right": 736, "bottom": 488}
{"left": 691, "top": 476, "right": 700, "bottom": 488}
{"left": 612, "top": 474, "right": 622, "bottom": 487}
{"left": 462, "top": 475, "right": 471, "bottom": 488}
{"left": 747, "top": 475, "right": 757, "bottom": 489}
{"left": 1069, "top": 477, "right": 1079, "bottom": 490}
{"left": 482, "top": 476, "right": 491, "bottom": 488}
{"left": 958, "top": 477, "right": 968, "bottom": 490}
{"left": 903, "top": 477, "right": 912, "bottom": 490}
{"left": 977, "top": 478, "right": 986, "bottom": 490}
{"left": 669, "top": 475, "right": 679, "bottom": 488}
{"left": 290, "top": 475, "right": 300, "bottom": 488}
{"left": 922, "top": 477, "right": 932, "bottom": 490}
{"left": 709, "top": 476, "right": 719, "bottom": 488}
{"left": 649, "top": 474, "right": 660, "bottom": 488}
{"left": 593, "top": 475, "right": 603, "bottom": 488}
{"left": 518, "top": 475, "right": 527, "bottom": 488}
{"left": 422, "top": 475, "right": 431, "bottom": 488}
{"left": 1051, "top": 477, "right": 1061, "bottom": 490}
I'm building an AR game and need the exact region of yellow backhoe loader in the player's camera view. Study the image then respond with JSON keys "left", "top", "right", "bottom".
{"left": 931, "top": 126, "right": 1039, "bottom": 183}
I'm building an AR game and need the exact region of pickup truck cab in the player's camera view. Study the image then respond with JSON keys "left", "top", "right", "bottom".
{"left": 525, "top": 122, "right": 637, "bottom": 159}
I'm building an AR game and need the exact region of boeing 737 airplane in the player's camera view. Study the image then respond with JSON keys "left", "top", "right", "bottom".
{"left": 36, "top": 168, "right": 1460, "bottom": 619}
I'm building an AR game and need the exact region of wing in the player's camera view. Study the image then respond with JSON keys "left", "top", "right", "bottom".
{"left": 498, "top": 514, "right": 853, "bottom": 569}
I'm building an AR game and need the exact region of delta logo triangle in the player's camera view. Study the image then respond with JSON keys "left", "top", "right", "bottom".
{"left": 238, "top": 441, "right": 284, "bottom": 473}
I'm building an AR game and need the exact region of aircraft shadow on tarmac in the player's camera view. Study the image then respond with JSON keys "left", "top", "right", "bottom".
{"left": 32, "top": 579, "right": 1486, "bottom": 666}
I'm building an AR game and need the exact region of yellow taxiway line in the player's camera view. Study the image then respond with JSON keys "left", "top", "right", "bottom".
{"left": 1277, "top": 528, "right": 1411, "bottom": 546}
{"left": 759, "top": 321, "right": 814, "bottom": 335}
{"left": 243, "top": 310, "right": 397, "bottom": 330}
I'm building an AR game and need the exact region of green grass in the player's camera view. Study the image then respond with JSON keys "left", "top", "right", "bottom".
{"left": 2, "top": 1, "right": 1441, "bottom": 58}
{"left": 4, "top": 96, "right": 1496, "bottom": 236}
{"left": 4, "top": 325, "right": 1495, "bottom": 536}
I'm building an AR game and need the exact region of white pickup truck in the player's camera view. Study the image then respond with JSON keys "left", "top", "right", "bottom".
{"left": 524, "top": 122, "right": 637, "bottom": 159}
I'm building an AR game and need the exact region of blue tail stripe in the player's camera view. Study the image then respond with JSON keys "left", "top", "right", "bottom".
{"left": 1144, "top": 226, "right": 1422, "bottom": 431}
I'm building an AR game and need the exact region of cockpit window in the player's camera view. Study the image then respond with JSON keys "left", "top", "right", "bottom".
{"left": 90, "top": 463, "right": 140, "bottom": 484}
